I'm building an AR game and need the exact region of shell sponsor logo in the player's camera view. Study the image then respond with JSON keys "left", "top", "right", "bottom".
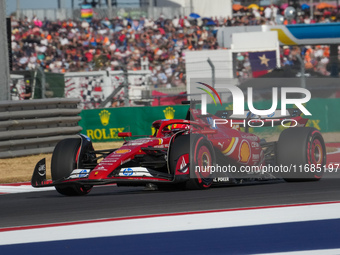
{"left": 114, "top": 149, "right": 131, "bottom": 154}
{"left": 239, "top": 140, "right": 251, "bottom": 163}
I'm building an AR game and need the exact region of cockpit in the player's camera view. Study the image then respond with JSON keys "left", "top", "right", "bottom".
{"left": 152, "top": 119, "right": 191, "bottom": 137}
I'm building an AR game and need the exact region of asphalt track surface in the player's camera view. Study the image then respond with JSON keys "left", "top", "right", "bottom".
{"left": 1, "top": 174, "right": 340, "bottom": 229}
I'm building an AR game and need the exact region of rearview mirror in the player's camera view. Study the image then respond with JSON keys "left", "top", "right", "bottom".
{"left": 118, "top": 132, "right": 132, "bottom": 137}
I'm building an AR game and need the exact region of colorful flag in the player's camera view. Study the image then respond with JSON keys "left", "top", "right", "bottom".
{"left": 248, "top": 51, "right": 277, "bottom": 78}
{"left": 81, "top": 4, "right": 93, "bottom": 21}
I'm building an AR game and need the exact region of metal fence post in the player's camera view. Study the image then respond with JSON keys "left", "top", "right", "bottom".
{"left": 296, "top": 54, "right": 306, "bottom": 89}
{"left": 107, "top": 0, "right": 112, "bottom": 19}
{"left": 149, "top": 0, "right": 154, "bottom": 20}
{"left": 207, "top": 58, "right": 215, "bottom": 88}
{"left": 123, "top": 67, "right": 129, "bottom": 106}
{"left": 37, "top": 66, "right": 46, "bottom": 99}
{"left": 0, "top": 0, "right": 10, "bottom": 101}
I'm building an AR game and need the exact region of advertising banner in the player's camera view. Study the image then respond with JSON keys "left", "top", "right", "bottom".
{"left": 79, "top": 98, "right": 339, "bottom": 142}
{"left": 79, "top": 105, "right": 189, "bottom": 142}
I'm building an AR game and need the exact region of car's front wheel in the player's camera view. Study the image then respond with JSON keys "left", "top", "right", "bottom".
{"left": 186, "top": 135, "right": 215, "bottom": 189}
{"left": 51, "top": 138, "right": 93, "bottom": 196}
{"left": 167, "top": 134, "right": 215, "bottom": 190}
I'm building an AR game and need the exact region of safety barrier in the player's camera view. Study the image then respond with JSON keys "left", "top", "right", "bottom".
{"left": 0, "top": 99, "right": 82, "bottom": 158}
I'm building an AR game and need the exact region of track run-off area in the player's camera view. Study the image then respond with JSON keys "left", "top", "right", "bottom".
{"left": 0, "top": 145, "right": 340, "bottom": 254}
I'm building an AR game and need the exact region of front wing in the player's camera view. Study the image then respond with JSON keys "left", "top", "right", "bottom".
{"left": 31, "top": 158, "right": 177, "bottom": 188}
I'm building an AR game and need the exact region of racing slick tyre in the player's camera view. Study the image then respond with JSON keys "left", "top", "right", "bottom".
{"left": 159, "top": 134, "right": 190, "bottom": 191}
{"left": 186, "top": 134, "right": 216, "bottom": 189}
{"left": 277, "top": 127, "right": 326, "bottom": 182}
{"left": 51, "top": 138, "right": 93, "bottom": 196}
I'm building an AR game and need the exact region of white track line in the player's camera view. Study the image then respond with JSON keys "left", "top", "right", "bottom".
{"left": 0, "top": 184, "right": 54, "bottom": 194}
{"left": 255, "top": 248, "right": 340, "bottom": 255}
{"left": 1, "top": 202, "right": 340, "bottom": 245}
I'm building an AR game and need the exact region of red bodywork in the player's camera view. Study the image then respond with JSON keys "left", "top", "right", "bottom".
{"left": 32, "top": 107, "right": 308, "bottom": 188}
{"left": 85, "top": 108, "right": 307, "bottom": 183}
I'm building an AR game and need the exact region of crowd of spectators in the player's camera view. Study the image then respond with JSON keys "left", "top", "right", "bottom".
{"left": 10, "top": 6, "right": 340, "bottom": 89}
{"left": 11, "top": 14, "right": 220, "bottom": 88}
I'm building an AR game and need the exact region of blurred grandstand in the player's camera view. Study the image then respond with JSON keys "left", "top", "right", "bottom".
{"left": 8, "top": 0, "right": 340, "bottom": 107}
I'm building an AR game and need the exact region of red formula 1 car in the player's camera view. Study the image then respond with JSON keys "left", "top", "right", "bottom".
{"left": 32, "top": 102, "right": 326, "bottom": 196}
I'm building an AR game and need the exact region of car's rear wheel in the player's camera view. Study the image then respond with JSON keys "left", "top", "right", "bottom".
{"left": 277, "top": 127, "right": 326, "bottom": 182}
{"left": 51, "top": 138, "right": 93, "bottom": 196}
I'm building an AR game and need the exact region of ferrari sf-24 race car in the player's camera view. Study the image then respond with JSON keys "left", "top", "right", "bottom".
{"left": 32, "top": 102, "right": 326, "bottom": 196}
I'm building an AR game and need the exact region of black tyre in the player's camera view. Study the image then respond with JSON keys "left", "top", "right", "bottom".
{"left": 166, "top": 134, "right": 215, "bottom": 190}
{"left": 168, "top": 134, "right": 190, "bottom": 175}
{"left": 277, "top": 127, "right": 326, "bottom": 182}
{"left": 51, "top": 138, "right": 93, "bottom": 196}
{"left": 186, "top": 135, "right": 215, "bottom": 189}
{"left": 156, "top": 134, "right": 189, "bottom": 191}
